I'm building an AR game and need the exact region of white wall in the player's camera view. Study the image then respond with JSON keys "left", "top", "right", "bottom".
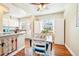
{"left": 54, "top": 13, "right": 64, "bottom": 45}
{"left": 64, "top": 4, "right": 79, "bottom": 55}
{"left": 34, "top": 20, "right": 41, "bottom": 33}
{"left": 0, "top": 12, "right": 3, "bottom": 32}
{"left": 0, "top": 4, "right": 8, "bottom": 32}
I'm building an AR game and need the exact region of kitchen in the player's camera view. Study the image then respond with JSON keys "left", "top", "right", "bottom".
{"left": 0, "top": 3, "right": 65, "bottom": 56}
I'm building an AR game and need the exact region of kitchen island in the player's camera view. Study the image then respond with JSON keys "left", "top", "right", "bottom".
{"left": 0, "top": 32, "right": 26, "bottom": 56}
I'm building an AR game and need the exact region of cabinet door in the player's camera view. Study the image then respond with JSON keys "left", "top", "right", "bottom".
{"left": 12, "top": 36, "right": 17, "bottom": 51}
{"left": 0, "top": 38, "right": 9, "bottom": 56}
{"left": 3, "top": 38, "right": 9, "bottom": 55}
{"left": 1, "top": 39, "right": 5, "bottom": 55}
{"left": 17, "top": 34, "right": 25, "bottom": 50}
{"left": 8, "top": 37, "right": 13, "bottom": 53}
{"left": 0, "top": 39, "right": 2, "bottom": 56}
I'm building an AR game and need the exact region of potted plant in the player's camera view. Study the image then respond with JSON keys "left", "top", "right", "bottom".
{"left": 40, "top": 28, "right": 49, "bottom": 38}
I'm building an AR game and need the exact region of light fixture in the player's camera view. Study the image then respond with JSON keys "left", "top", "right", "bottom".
{"left": 31, "top": 3, "right": 49, "bottom": 11}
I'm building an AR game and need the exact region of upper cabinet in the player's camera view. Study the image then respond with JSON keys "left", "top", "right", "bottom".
{"left": 0, "top": 4, "right": 9, "bottom": 32}
{"left": 3, "top": 15, "right": 19, "bottom": 27}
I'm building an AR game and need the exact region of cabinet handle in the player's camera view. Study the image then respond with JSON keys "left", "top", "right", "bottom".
{"left": 0, "top": 42, "right": 5, "bottom": 47}
{"left": 0, "top": 42, "right": 5, "bottom": 55}
{"left": 11, "top": 40, "right": 14, "bottom": 43}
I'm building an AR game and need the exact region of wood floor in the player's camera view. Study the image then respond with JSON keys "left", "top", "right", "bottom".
{"left": 15, "top": 39, "right": 72, "bottom": 56}
{"left": 53, "top": 44, "right": 72, "bottom": 56}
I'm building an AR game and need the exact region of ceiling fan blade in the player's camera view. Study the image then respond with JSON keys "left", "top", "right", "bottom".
{"left": 31, "top": 3, "right": 40, "bottom": 5}
{"left": 31, "top": 3, "right": 49, "bottom": 5}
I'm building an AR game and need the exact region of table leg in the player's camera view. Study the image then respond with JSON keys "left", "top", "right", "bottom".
{"left": 51, "top": 43, "right": 52, "bottom": 51}
{"left": 30, "top": 40, "right": 32, "bottom": 47}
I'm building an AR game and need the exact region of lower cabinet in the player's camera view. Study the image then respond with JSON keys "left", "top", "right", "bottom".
{"left": 0, "top": 39, "right": 3, "bottom": 56}
{"left": 0, "top": 33, "right": 25, "bottom": 56}
{"left": 0, "top": 36, "right": 17, "bottom": 56}
{"left": 3, "top": 38, "right": 9, "bottom": 55}
{"left": 12, "top": 36, "right": 17, "bottom": 51}
{"left": 8, "top": 37, "right": 13, "bottom": 53}
{"left": 0, "top": 38, "right": 7, "bottom": 56}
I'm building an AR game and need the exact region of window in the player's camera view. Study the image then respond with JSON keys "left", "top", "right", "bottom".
{"left": 40, "top": 19, "right": 54, "bottom": 32}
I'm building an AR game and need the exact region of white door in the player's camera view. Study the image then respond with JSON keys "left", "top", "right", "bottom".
{"left": 54, "top": 17, "right": 64, "bottom": 45}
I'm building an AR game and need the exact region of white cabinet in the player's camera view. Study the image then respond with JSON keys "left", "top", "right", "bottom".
{"left": 17, "top": 34, "right": 25, "bottom": 51}
{"left": 0, "top": 33, "right": 26, "bottom": 56}
{"left": 0, "top": 37, "right": 9, "bottom": 56}
{"left": 0, "top": 38, "right": 3, "bottom": 55}
{"left": 0, "top": 35, "right": 17, "bottom": 56}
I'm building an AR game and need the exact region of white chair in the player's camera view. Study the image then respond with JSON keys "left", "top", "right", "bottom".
{"left": 32, "top": 33, "right": 47, "bottom": 56}
{"left": 33, "top": 40, "right": 46, "bottom": 55}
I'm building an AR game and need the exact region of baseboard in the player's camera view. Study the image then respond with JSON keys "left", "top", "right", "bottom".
{"left": 65, "top": 44, "right": 76, "bottom": 56}
{"left": 54, "top": 41, "right": 64, "bottom": 45}
{"left": 54, "top": 42, "right": 64, "bottom": 45}
{"left": 8, "top": 46, "right": 25, "bottom": 56}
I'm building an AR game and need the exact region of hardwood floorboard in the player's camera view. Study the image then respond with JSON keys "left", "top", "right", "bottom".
{"left": 14, "top": 39, "right": 72, "bottom": 56}
{"left": 53, "top": 44, "right": 72, "bottom": 56}
{"left": 14, "top": 49, "right": 25, "bottom": 56}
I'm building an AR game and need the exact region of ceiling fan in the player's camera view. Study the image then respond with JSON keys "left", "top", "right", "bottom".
{"left": 31, "top": 3, "right": 49, "bottom": 11}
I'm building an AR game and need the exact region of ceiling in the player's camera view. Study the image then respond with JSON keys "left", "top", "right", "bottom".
{"left": 2, "top": 3, "right": 66, "bottom": 18}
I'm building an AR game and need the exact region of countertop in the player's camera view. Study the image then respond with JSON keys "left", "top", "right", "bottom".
{"left": 0, "top": 32, "right": 26, "bottom": 38}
